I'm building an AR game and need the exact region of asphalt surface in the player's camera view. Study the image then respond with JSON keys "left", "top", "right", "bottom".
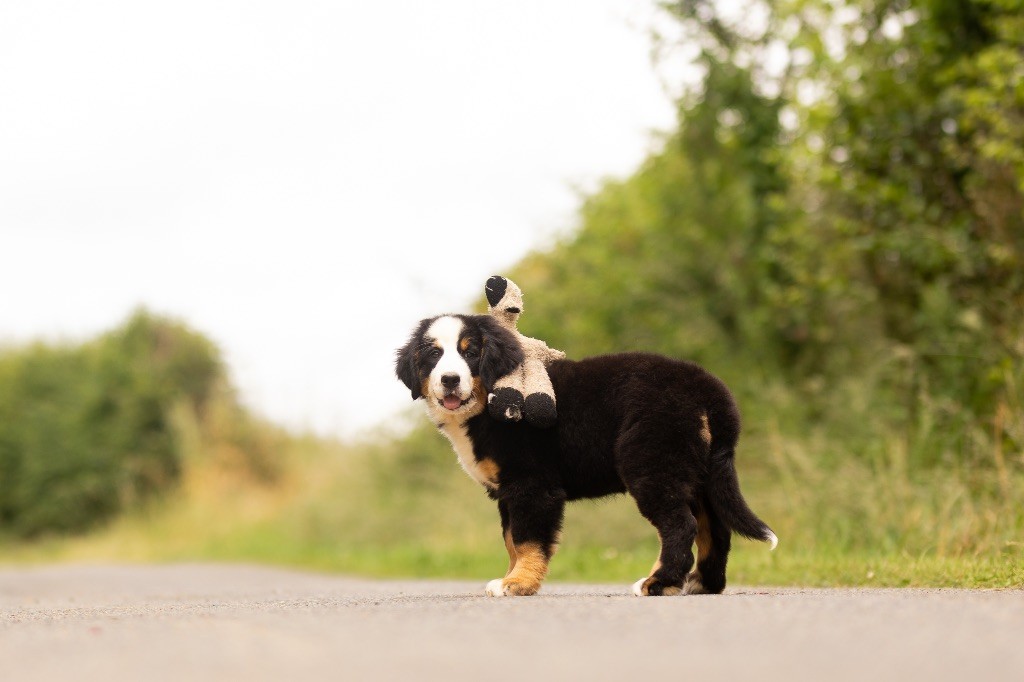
{"left": 1, "top": 564, "right": 1022, "bottom": 681}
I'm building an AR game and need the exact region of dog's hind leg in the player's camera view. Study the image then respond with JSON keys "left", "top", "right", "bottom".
{"left": 618, "top": 423, "right": 702, "bottom": 596}
{"left": 629, "top": 482, "right": 698, "bottom": 596}
{"left": 683, "top": 500, "right": 731, "bottom": 594}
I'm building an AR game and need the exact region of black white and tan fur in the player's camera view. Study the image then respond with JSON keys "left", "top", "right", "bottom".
{"left": 395, "top": 313, "right": 777, "bottom": 597}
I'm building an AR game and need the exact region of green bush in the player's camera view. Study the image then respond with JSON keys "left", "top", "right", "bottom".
{"left": 0, "top": 310, "right": 222, "bottom": 537}
{"left": 508, "top": 0, "right": 1024, "bottom": 473}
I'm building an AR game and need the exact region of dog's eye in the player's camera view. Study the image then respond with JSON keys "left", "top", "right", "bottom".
{"left": 428, "top": 348, "right": 442, "bottom": 359}
{"left": 463, "top": 347, "right": 478, "bottom": 358}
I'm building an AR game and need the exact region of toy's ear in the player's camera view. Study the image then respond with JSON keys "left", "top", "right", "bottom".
{"left": 478, "top": 315, "right": 524, "bottom": 391}
{"left": 395, "top": 322, "right": 427, "bottom": 400}
{"left": 485, "top": 276, "right": 508, "bottom": 308}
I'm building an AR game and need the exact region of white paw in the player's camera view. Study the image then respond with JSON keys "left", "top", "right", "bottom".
{"left": 485, "top": 579, "right": 507, "bottom": 597}
{"left": 632, "top": 578, "right": 647, "bottom": 597}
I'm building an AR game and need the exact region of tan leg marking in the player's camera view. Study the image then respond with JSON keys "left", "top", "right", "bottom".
{"left": 503, "top": 529, "right": 517, "bottom": 577}
{"left": 695, "top": 508, "right": 712, "bottom": 563}
{"left": 476, "top": 458, "right": 500, "bottom": 488}
{"left": 550, "top": 529, "right": 562, "bottom": 557}
{"left": 699, "top": 412, "right": 712, "bottom": 445}
{"left": 684, "top": 508, "right": 711, "bottom": 594}
{"left": 649, "top": 531, "right": 663, "bottom": 576}
{"left": 502, "top": 542, "right": 548, "bottom": 595}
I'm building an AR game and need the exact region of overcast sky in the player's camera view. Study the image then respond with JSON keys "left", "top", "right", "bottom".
{"left": 1, "top": 0, "right": 681, "bottom": 437}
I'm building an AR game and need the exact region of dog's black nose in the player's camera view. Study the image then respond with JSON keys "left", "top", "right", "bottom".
{"left": 440, "top": 373, "right": 461, "bottom": 390}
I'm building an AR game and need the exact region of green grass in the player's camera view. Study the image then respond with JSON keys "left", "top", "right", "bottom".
{"left": 3, "top": 459, "right": 1021, "bottom": 589}
{"left": 7, "top": 510, "right": 1019, "bottom": 589}
{"left": 2, "top": 407, "right": 1022, "bottom": 590}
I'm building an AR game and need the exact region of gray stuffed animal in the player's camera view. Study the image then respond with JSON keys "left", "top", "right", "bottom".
{"left": 484, "top": 276, "right": 565, "bottom": 428}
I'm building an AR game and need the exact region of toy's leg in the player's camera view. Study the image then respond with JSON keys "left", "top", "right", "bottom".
{"left": 523, "top": 394, "right": 556, "bottom": 428}
{"left": 521, "top": 359, "right": 557, "bottom": 428}
{"left": 488, "top": 369, "right": 526, "bottom": 422}
{"left": 488, "top": 387, "right": 524, "bottom": 421}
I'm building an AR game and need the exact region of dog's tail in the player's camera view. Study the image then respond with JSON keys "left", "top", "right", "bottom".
{"left": 706, "top": 447, "right": 778, "bottom": 550}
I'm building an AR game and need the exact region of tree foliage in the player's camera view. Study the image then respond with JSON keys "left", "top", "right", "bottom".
{"left": 510, "top": 0, "right": 1023, "bottom": 469}
{"left": 0, "top": 311, "right": 223, "bottom": 537}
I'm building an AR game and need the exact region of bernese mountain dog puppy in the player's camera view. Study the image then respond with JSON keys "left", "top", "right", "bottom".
{"left": 396, "top": 313, "right": 777, "bottom": 597}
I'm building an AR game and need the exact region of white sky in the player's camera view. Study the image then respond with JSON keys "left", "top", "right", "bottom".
{"left": 1, "top": 0, "right": 679, "bottom": 437}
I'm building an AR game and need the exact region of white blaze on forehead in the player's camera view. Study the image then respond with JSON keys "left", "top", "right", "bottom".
{"left": 425, "top": 315, "right": 471, "bottom": 399}
{"left": 426, "top": 315, "right": 463, "bottom": 350}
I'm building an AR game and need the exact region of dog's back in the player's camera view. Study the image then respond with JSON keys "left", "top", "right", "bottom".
{"left": 469, "top": 352, "right": 741, "bottom": 500}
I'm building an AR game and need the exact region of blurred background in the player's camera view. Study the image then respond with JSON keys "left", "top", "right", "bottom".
{"left": 1, "top": 0, "right": 1021, "bottom": 587}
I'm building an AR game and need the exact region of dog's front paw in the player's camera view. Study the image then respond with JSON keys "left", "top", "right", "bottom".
{"left": 484, "top": 577, "right": 540, "bottom": 597}
{"left": 631, "top": 576, "right": 682, "bottom": 596}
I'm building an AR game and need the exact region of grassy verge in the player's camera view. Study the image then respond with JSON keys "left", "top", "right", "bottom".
{"left": 3, "top": 413, "right": 1021, "bottom": 589}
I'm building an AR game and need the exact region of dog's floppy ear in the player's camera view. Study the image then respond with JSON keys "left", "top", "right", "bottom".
{"left": 478, "top": 315, "right": 525, "bottom": 391}
{"left": 395, "top": 321, "right": 428, "bottom": 400}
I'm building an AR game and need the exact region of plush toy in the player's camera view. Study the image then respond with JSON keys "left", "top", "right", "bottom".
{"left": 484, "top": 275, "right": 565, "bottom": 428}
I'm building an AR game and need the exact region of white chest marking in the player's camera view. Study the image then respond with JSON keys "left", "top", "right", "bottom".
{"left": 440, "top": 423, "right": 494, "bottom": 489}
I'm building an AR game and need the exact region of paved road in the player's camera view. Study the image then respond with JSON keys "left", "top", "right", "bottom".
{"left": 1, "top": 564, "right": 1022, "bottom": 681}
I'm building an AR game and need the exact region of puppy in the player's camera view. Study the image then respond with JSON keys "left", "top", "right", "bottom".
{"left": 396, "top": 313, "right": 776, "bottom": 596}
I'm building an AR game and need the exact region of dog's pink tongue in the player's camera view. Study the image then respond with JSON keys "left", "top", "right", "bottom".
{"left": 443, "top": 395, "right": 462, "bottom": 410}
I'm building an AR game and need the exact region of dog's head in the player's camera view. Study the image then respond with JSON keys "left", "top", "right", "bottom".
{"left": 395, "top": 314, "right": 523, "bottom": 420}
